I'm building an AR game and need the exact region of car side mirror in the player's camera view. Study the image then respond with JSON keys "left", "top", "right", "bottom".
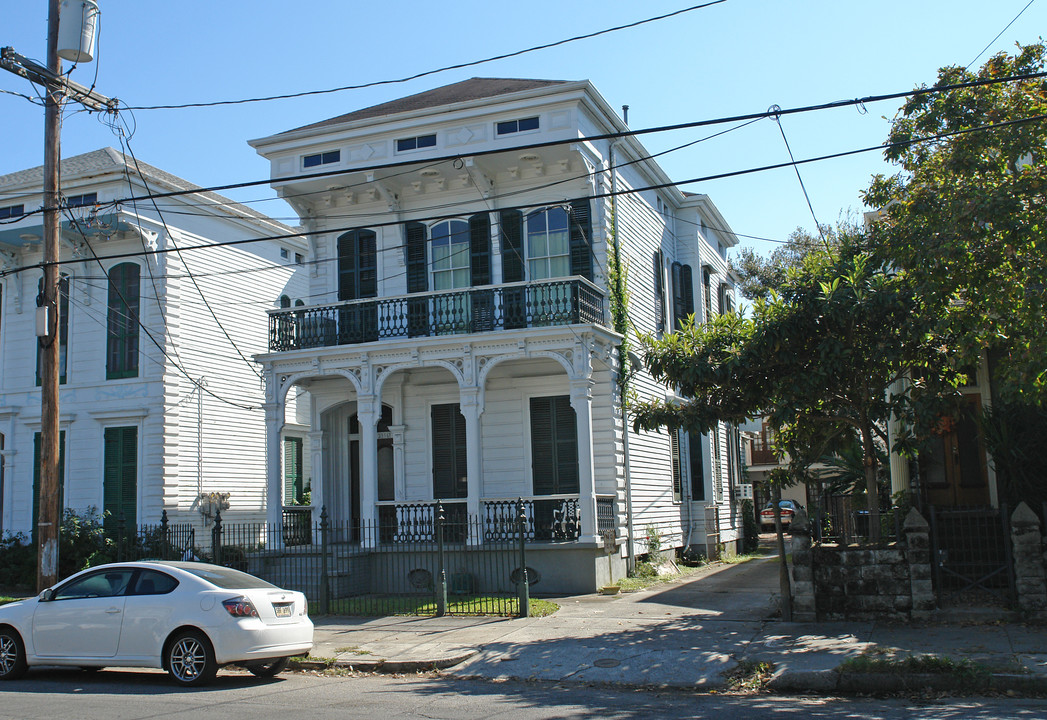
{"left": 39, "top": 588, "right": 54, "bottom": 602}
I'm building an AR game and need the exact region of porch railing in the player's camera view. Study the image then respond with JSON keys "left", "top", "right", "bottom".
{"left": 268, "top": 278, "right": 606, "bottom": 352}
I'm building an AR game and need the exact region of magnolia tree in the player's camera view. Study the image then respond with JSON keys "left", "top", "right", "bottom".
{"left": 864, "top": 42, "right": 1047, "bottom": 405}
{"left": 632, "top": 233, "right": 958, "bottom": 543}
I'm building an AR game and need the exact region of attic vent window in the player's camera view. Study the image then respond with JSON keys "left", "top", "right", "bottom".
{"left": 0, "top": 204, "right": 24, "bottom": 220}
{"left": 303, "top": 150, "right": 341, "bottom": 169}
{"left": 496, "top": 116, "right": 539, "bottom": 135}
{"left": 396, "top": 134, "right": 437, "bottom": 152}
{"left": 66, "top": 192, "right": 97, "bottom": 208}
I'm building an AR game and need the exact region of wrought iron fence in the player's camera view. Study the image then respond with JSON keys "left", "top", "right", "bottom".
{"left": 109, "top": 499, "right": 609, "bottom": 618}
{"left": 812, "top": 494, "right": 902, "bottom": 545}
{"left": 928, "top": 504, "right": 1015, "bottom": 608}
{"left": 269, "top": 278, "right": 606, "bottom": 351}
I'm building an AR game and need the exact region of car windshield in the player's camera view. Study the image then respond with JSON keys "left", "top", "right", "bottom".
{"left": 168, "top": 563, "right": 277, "bottom": 590}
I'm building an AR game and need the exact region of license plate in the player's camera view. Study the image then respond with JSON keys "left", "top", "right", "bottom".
{"left": 274, "top": 604, "right": 293, "bottom": 617}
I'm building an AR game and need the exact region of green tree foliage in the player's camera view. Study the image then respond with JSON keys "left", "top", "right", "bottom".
{"left": 864, "top": 42, "right": 1047, "bottom": 404}
{"left": 633, "top": 230, "right": 956, "bottom": 540}
{"left": 730, "top": 225, "right": 835, "bottom": 301}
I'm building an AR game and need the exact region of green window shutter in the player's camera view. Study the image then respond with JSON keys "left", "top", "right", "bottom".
{"left": 32, "top": 431, "right": 65, "bottom": 544}
{"left": 499, "top": 210, "right": 524, "bottom": 283}
{"left": 670, "top": 431, "right": 682, "bottom": 502}
{"left": 653, "top": 251, "right": 665, "bottom": 333}
{"left": 405, "top": 222, "right": 428, "bottom": 293}
{"left": 568, "top": 199, "right": 593, "bottom": 280}
{"left": 103, "top": 426, "right": 137, "bottom": 528}
{"left": 337, "top": 229, "right": 378, "bottom": 301}
{"left": 284, "top": 437, "right": 303, "bottom": 504}
{"left": 469, "top": 212, "right": 491, "bottom": 285}
{"left": 107, "top": 263, "right": 140, "bottom": 379}
{"left": 431, "top": 404, "right": 467, "bottom": 499}
{"left": 689, "top": 430, "right": 705, "bottom": 501}
{"left": 530, "top": 396, "right": 578, "bottom": 495}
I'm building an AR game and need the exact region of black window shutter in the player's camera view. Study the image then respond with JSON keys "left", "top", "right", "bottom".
{"left": 671, "top": 261, "right": 684, "bottom": 330}
{"left": 568, "top": 199, "right": 593, "bottom": 280}
{"left": 499, "top": 210, "right": 524, "bottom": 282}
{"left": 337, "top": 231, "right": 358, "bottom": 301}
{"left": 469, "top": 213, "right": 491, "bottom": 285}
{"left": 405, "top": 222, "right": 428, "bottom": 293}
{"left": 653, "top": 251, "right": 665, "bottom": 333}
{"left": 681, "top": 264, "right": 694, "bottom": 319}
{"left": 530, "top": 396, "right": 578, "bottom": 495}
{"left": 432, "top": 404, "right": 467, "bottom": 499}
{"left": 670, "top": 431, "right": 682, "bottom": 502}
{"left": 500, "top": 210, "right": 526, "bottom": 329}
{"left": 689, "top": 430, "right": 705, "bottom": 500}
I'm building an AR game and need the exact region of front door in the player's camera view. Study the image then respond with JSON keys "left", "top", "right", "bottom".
{"left": 348, "top": 405, "right": 395, "bottom": 541}
{"left": 921, "top": 395, "right": 990, "bottom": 506}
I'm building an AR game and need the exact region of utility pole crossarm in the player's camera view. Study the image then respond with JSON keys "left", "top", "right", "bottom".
{"left": 1, "top": 46, "right": 116, "bottom": 112}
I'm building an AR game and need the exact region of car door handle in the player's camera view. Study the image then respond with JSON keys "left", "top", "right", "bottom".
{"left": 106, "top": 607, "right": 121, "bottom": 614}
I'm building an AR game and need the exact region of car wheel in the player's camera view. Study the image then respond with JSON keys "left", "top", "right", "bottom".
{"left": 167, "top": 630, "right": 217, "bottom": 687}
{"left": 0, "top": 627, "right": 28, "bottom": 681}
{"left": 244, "top": 657, "right": 289, "bottom": 678}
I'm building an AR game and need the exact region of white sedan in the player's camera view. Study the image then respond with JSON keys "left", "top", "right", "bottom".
{"left": 0, "top": 560, "right": 313, "bottom": 686}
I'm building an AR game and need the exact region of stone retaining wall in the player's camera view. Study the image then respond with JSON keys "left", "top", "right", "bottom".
{"left": 791, "top": 502, "right": 1047, "bottom": 622}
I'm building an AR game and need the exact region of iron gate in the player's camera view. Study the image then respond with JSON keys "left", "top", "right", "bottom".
{"left": 928, "top": 505, "right": 1016, "bottom": 608}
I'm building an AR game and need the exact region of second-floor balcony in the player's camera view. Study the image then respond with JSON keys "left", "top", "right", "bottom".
{"left": 269, "top": 277, "right": 606, "bottom": 352}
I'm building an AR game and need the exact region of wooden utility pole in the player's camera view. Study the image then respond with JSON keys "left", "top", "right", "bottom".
{"left": 37, "top": 0, "right": 63, "bottom": 592}
{"left": 1, "top": 1, "right": 113, "bottom": 590}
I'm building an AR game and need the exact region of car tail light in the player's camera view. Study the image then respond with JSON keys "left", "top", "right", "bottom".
{"left": 301, "top": 597, "right": 308, "bottom": 616}
{"left": 222, "top": 596, "right": 259, "bottom": 618}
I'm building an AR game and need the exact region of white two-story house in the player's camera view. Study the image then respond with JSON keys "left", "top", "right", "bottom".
{"left": 249, "top": 78, "right": 743, "bottom": 592}
{"left": 0, "top": 148, "right": 308, "bottom": 539}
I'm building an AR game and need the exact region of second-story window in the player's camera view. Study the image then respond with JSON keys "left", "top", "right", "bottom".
{"left": 337, "top": 229, "right": 377, "bottom": 301}
{"left": 430, "top": 220, "right": 470, "bottom": 291}
{"left": 107, "top": 263, "right": 140, "bottom": 379}
{"left": 496, "top": 116, "right": 539, "bottom": 136}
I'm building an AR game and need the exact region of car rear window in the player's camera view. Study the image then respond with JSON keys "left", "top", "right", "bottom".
{"left": 179, "top": 565, "right": 277, "bottom": 590}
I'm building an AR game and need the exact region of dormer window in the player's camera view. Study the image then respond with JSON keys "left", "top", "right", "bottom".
{"left": 303, "top": 150, "right": 340, "bottom": 169}
{"left": 496, "top": 116, "right": 539, "bottom": 135}
{"left": 66, "top": 192, "right": 97, "bottom": 208}
{"left": 0, "top": 204, "right": 24, "bottom": 220}
{"left": 396, "top": 134, "right": 437, "bottom": 152}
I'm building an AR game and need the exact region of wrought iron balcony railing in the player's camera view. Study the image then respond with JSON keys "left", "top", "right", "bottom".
{"left": 269, "top": 278, "right": 606, "bottom": 352}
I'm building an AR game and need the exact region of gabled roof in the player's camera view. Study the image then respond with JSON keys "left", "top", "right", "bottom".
{"left": 282, "top": 77, "right": 570, "bottom": 134}
{"left": 0, "top": 148, "right": 294, "bottom": 234}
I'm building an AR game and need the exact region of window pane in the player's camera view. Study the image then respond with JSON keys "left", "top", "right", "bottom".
{"left": 519, "top": 116, "right": 539, "bottom": 131}
{"left": 417, "top": 134, "right": 436, "bottom": 148}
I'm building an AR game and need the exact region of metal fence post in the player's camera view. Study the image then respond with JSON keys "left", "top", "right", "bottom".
{"left": 320, "top": 506, "right": 331, "bottom": 616}
{"left": 212, "top": 509, "right": 223, "bottom": 566}
{"left": 436, "top": 501, "right": 447, "bottom": 617}
{"left": 116, "top": 512, "right": 126, "bottom": 562}
{"left": 160, "top": 509, "right": 170, "bottom": 561}
{"left": 517, "top": 498, "right": 529, "bottom": 618}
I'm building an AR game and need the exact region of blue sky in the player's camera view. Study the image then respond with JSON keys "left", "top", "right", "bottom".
{"left": 2, "top": 0, "right": 1044, "bottom": 258}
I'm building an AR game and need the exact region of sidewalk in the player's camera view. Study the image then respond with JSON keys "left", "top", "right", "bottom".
{"left": 304, "top": 553, "right": 1047, "bottom": 695}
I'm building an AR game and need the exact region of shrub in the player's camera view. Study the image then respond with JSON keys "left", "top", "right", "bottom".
{"left": 741, "top": 499, "right": 760, "bottom": 553}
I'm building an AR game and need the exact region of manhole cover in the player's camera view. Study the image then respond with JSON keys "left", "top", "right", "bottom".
{"left": 593, "top": 658, "right": 620, "bottom": 668}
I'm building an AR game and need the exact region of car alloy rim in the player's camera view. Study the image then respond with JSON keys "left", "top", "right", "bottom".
{"left": 170, "top": 637, "right": 206, "bottom": 680}
{"left": 0, "top": 636, "right": 14, "bottom": 674}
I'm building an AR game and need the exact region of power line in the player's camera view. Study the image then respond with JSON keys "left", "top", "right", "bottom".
{"left": 120, "top": 2, "right": 729, "bottom": 111}
{"left": 3, "top": 110, "right": 1044, "bottom": 279}
{"left": 967, "top": 0, "right": 1039, "bottom": 69}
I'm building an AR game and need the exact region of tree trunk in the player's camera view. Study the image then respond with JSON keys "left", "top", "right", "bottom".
{"left": 773, "top": 483, "right": 793, "bottom": 621}
{"left": 861, "top": 422, "right": 882, "bottom": 543}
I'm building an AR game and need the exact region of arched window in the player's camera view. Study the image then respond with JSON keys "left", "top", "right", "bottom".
{"left": 107, "top": 263, "right": 140, "bottom": 379}
{"left": 279, "top": 295, "right": 291, "bottom": 308}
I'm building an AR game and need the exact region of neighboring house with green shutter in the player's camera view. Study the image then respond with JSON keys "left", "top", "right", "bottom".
{"left": 0, "top": 149, "right": 308, "bottom": 538}
{"left": 249, "top": 78, "right": 743, "bottom": 592}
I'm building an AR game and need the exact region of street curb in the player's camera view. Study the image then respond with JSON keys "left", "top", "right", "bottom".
{"left": 291, "top": 650, "right": 477, "bottom": 674}
{"left": 772, "top": 670, "right": 1047, "bottom": 696}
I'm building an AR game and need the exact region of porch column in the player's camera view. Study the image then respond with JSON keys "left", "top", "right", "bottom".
{"left": 570, "top": 378, "right": 598, "bottom": 543}
{"left": 263, "top": 401, "right": 285, "bottom": 543}
{"left": 357, "top": 394, "right": 380, "bottom": 547}
{"left": 460, "top": 386, "right": 484, "bottom": 544}
{"left": 887, "top": 376, "right": 911, "bottom": 497}
{"left": 308, "top": 430, "right": 325, "bottom": 522}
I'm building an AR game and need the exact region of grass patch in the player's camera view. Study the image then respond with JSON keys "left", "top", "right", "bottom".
{"left": 723, "top": 660, "right": 775, "bottom": 693}
{"left": 0, "top": 596, "right": 20, "bottom": 606}
{"left": 321, "top": 594, "right": 558, "bottom": 618}
{"left": 841, "top": 652, "right": 993, "bottom": 682}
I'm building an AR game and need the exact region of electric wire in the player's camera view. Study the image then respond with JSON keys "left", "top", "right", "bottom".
{"left": 120, "top": 2, "right": 729, "bottom": 111}
{"left": 5, "top": 109, "right": 1042, "bottom": 279}
{"left": 768, "top": 105, "right": 829, "bottom": 249}
{"left": 967, "top": 0, "right": 1039, "bottom": 69}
